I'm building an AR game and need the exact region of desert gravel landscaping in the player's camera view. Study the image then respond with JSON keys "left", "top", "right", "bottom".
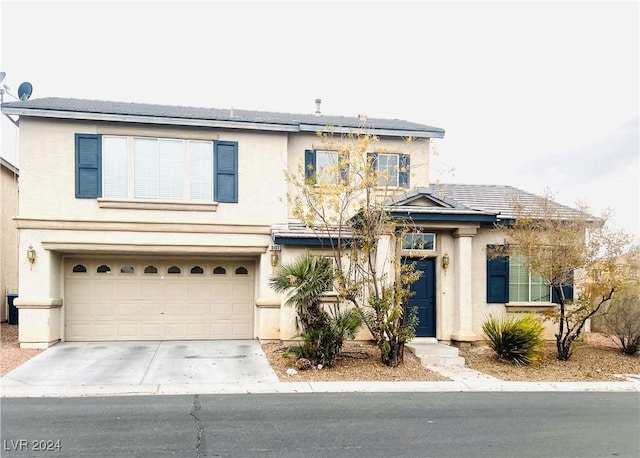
{"left": 263, "top": 333, "right": 638, "bottom": 383}
{"left": 2, "top": 322, "right": 638, "bottom": 382}
{"left": 1, "top": 323, "right": 43, "bottom": 377}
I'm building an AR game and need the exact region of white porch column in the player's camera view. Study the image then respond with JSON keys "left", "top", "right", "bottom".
{"left": 450, "top": 227, "right": 477, "bottom": 342}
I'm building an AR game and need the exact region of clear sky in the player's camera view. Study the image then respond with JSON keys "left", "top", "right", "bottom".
{"left": 1, "top": 0, "right": 638, "bottom": 236}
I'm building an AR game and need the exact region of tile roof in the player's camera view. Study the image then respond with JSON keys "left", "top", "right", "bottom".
{"left": 1, "top": 97, "right": 445, "bottom": 138}
{"left": 272, "top": 184, "right": 592, "bottom": 243}
{"left": 429, "top": 183, "right": 589, "bottom": 221}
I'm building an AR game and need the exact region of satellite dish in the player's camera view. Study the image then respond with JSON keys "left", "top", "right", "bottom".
{"left": 18, "top": 82, "right": 33, "bottom": 100}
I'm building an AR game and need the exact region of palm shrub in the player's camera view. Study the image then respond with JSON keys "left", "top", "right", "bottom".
{"left": 269, "top": 253, "right": 333, "bottom": 332}
{"left": 286, "top": 305, "right": 362, "bottom": 367}
{"left": 269, "top": 253, "right": 363, "bottom": 367}
{"left": 482, "top": 313, "right": 545, "bottom": 365}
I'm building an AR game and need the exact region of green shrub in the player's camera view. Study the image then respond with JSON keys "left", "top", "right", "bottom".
{"left": 482, "top": 313, "right": 545, "bottom": 365}
{"left": 286, "top": 305, "right": 362, "bottom": 367}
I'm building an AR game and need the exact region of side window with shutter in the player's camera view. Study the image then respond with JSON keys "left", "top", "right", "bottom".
{"left": 305, "top": 149, "right": 315, "bottom": 182}
{"left": 214, "top": 140, "right": 238, "bottom": 203}
{"left": 486, "top": 245, "right": 509, "bottom": 303}
{"left": 551, "top": 271, "right": 574, "bottom": 304}
{"left": 75, "top": 134, "right": 102, "bottom": 198}
{"left": 399, "top": 154, "right": 410, "bottom": 188}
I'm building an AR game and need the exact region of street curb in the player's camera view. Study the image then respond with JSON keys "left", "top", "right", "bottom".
{"left": 2, "top": 379, "right": 639, "bottom": 398}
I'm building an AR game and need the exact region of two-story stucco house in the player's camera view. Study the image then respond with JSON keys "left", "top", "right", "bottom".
{"left": 1, "top": 157, "right": 19, "bottom": 323}
{"left": 1, "top": 97, "right": 582, "bottom": 349}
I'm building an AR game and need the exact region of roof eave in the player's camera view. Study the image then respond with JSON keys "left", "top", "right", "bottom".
{"left": 299, "top": 123, "right": 445, "bottom": 138}
{"left": 2, "top": 107, "right": 446, "bottom": 138}
{"left": 389, "top": 211, "right": 498, "bottom": 223}
{"left": 1, "top": 107, "right": 302, "bottom": 132}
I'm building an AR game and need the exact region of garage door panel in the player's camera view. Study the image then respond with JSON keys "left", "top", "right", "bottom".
{"left": 210, "top": 322, "right": 232, "bottom": 338}
{"left": 187, "top": 282, "right": 210, "bottom": 297}
{"left": 67, "top": 301, "right": 91, "bottom": 318}
{"left": 66, "top": 323, "right": 91, "bottom": 339}
{"left": 232, "top": 302, "right": 252, "bottom": 317}
{"left": 93, "top": 303, "right": 116, "bottom": 319}
{"left": 164, "top": 282, "right": 186, "bottom": 297}
{"left": 186, "top": 323, "right": 207, "bottom": 338}
{"left": 210, "top": 303, "right": 233, "bottom": 318}
{"left": 94, "top": 281, "right": 117, "bottom": 296}
{"left": 184, "top": 302, "right": 208, "bottom": 317}
{"left": 232, "top": 322, "right": 253, "bottom": 338}
{"left": 140, "top": 323, "right": 163, "bottom": 338}
{"left": 117, "top": 281, "right": 144, "bottom": 299}
{"left": 165, "top": 302, "right": 187, "bottom": 316}
{"left": 95, "top": 323, "right": 117, "bottom": 338}
{"left": 141, "top": 282, "right": 165, "bottom": 298}
{"left": 139, "top": 302, "right": 164, "bottom": 316}
{"left": 65, "top": 260, "right": 255, "bottom": 341}
{"left": 116, "top": 323, "right": 141, "bottom": 339}
{"left": 210, "top": 282, "right": 232, "bottom": 298}
{"left": 232, "top": 282, "right": 253, "bottom": 301}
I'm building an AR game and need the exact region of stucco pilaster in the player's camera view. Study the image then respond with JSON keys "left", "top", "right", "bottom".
{"left": 16, "top": 240, "right": 63, "bottom": 347}
{"left": 450, "top": 227, "right": 477, "bottom": 342}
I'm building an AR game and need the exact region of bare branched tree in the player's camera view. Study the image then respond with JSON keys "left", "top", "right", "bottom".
{"left": 494, "top": 189, "right": 638, "bottom": 360}
{"left": 285, "top": 131, "right": 423, "bottom": 367}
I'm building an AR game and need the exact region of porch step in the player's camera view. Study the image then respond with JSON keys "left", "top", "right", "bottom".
{"left": 406, "top": 339, "right": 466, "bottom": 367}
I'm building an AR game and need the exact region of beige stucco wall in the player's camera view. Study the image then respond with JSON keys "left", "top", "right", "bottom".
{"left": 0, "top": 161, "right": 19, "bottom": 322}
{"left": 17, "top": 117, "right": 289, "bottom": 225}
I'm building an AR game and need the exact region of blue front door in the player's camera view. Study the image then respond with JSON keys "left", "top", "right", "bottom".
{"left": 404, "top": 257, "right": 436, "bottom": 337}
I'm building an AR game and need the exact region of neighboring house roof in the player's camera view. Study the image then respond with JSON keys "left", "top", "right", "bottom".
{"left": 0, "top": 157, "right": 19, "bottom": 175}
{"left": 1, "top": 97, "right": 446, "bottom": 139}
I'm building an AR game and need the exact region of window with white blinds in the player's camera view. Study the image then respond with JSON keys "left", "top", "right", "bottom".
{"left": 103, "top": 136, "right": 213, "bottom": 201}
{"left": 103, "top": 137, "right": 128, "bottom": 198}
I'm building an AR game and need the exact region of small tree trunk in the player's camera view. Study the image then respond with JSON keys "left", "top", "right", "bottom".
{"left": 556, "top": 339, "right": 572, "bottom": 361}
{"left": 380, "top": 340, "right": 405, "bottom": 367}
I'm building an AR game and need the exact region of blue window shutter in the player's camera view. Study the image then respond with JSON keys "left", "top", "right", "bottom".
{"left": 214, "top": 141, "right": 238, "bottom": 203}
{"left": 305, "top": 149, "right": 315, "bottom": 182}
{"left": 552, "top": 272, "right": 574, "bottom": 303}
{"left": 399, "top": 154, "right": 410, "bottom": 188}
{"left": 487, "top": 245, "right": 509, "bottom": 303}
{"left": 339, "top": 153, "right": 349, "bottom": 183}
{"left": 75, "top": 134, "right": 102, "bottom": 198}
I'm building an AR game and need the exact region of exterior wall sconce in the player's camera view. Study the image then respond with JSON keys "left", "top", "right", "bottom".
{"left": 27, "top": 245, "right": 36, "bottom": 269}
{"left": 270, "top": 252, "right": 279, "bottom": 268}
{"left": 441, "top": 252, "right": 450, "bottom": 270}
{"left": 269, "top": 244, "right": 281, "bottom": 269}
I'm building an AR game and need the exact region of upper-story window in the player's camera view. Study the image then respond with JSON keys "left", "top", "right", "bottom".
{"left": 304, "top": 150, "right": 347, "bottom": 185}
{"left": 368, "top": 153, "right": 410, "bottom": 188}
{"left": 74, "top": 134, "right": 238, "bottom": 203}
{"left": 103, "top": 136, "right": 213, "bottom": 201}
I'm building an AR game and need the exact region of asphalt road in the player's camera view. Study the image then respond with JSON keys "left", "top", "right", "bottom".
{"left": 1, "top": 392, "right": 638, "bottom": 457}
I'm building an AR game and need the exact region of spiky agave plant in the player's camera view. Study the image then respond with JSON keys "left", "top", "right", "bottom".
{"left": 482, "top": 313, "right": 545, "bottom": 365}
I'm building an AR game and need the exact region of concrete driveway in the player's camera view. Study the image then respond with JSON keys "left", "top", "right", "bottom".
{"left": 1, "top": 340, "right": 279, "bottom": 397}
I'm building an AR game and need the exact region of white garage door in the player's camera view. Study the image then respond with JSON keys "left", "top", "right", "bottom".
{"left": 64, "top": 259, "right": 255, "bottom": 341}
